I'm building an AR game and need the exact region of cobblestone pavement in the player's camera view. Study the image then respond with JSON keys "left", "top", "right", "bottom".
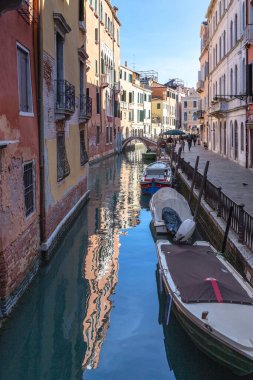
{"left": 175, "top": 144, "right": 253, "bottom": 215}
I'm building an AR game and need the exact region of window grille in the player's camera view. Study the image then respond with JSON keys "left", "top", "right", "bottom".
{"left": 23, "top": 161, "right": 35, "bottom": 217}
{"left": 80, "top": 130, "right": 88, "bottom": 165}
{"left": 96, "top": 126, "right": 100, "bottom": 145}
{"left": 57, "top": 132, "right": 70, "bottom": 181}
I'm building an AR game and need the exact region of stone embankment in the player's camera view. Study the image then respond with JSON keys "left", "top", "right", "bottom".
{"left": 171, "top": 145, "right": 253, "bottom": 285}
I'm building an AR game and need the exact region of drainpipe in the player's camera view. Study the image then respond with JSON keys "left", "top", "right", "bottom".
{"left": 98, "top": 1, "right": 102, "bottom": 150}
{"left": 38, "top": 0, "right": 46, "bottom": 243}
{"left": 245, "top": 2, "right": 249, "bottom": 169}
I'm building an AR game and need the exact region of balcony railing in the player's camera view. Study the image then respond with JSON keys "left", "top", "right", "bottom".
{"left": 197, "top": 110, "right": 205, "bottom": 119}
{"left": 243, "top": 25, "right": 253, "bottom": 45}
{"left": 209, "top": 99, "right": 228, "bottom": 116}
{"left": 80, "top": 94, "right": 92, "bottom": 121}
{"left": 114, "top": 81, "right": 121, "bottom": 93}
{"left": 101, "top": 73, "right": 110, "bottom": 88}
{"left": 55, "top": 79, "right": 75, "bottom": 115}
{"left": 196, "top": 80, "right": 204, "bottom": 93}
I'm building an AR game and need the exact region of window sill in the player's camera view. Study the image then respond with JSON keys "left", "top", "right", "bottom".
{"left": 20, "top": 111, "right": 34, "bottom": 117}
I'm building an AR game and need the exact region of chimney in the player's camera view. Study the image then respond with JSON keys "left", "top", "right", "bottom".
{"left": 113, "top": 6, "right": 118, "bottom": 15}
{"left": 125, "top": 61, "right": 128, "bottom": 67}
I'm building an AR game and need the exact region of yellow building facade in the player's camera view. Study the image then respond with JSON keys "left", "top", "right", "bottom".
{"left": 41, "top": 0, "right": 90, "bottom": 253}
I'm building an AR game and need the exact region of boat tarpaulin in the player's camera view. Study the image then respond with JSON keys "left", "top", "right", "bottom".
{"left": 161, "top": 244, "right": 253, "bottom": 305}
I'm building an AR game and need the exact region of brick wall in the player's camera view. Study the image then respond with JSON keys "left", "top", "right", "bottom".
{"left": 0, "top": 217, "right": 40, "bottom": 315}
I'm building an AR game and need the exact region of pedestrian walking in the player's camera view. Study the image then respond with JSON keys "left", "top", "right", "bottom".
{"left": 187, "top": 135, "right": 192, "bottom": 151}
{"left": 180, "top": 137, "right": 185, "bottom": 152}
{"left": 193, "top": 135, "right": 197, "bottom": 146}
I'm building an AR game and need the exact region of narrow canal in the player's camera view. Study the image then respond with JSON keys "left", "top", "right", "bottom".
{"left": 0, "top": 148, "right": 251, "bottom": 380}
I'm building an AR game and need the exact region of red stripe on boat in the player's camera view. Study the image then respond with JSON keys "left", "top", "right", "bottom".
{"left": 206, "top": 278, "right": 223, "bottom": 303}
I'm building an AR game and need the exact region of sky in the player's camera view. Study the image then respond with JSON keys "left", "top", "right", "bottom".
{"left": 115, "top": 0, "right": 210, "bottom": 88}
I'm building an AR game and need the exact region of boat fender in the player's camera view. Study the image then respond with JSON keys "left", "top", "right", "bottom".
{"left": 165, "top": 294, "right": 173, "bottom": 326}
{"left": 159, "top": 269, "right": 163, "bottom": 294}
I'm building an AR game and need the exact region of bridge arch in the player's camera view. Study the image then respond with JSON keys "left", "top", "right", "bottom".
{"left": 122, "top": 136, "right": 157, "bottom": 151}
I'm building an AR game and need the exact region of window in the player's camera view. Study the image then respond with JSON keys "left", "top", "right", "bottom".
{"left": 184, "top": 112, "right": 187, "bottom": 121}
{"left": 184, "top": 101, "right": 187, "bottom": 108}
{"left": 79, "top": 0, "right": 84, "bottom": 21}
{"left": 128, "top": 74, "right": 132, "bottom": 83}
{"left": 96, "top": 88, "right": 100, "bottom": 114}
{"left": 241, "top": 122, "right": 244, "bottom": 151}
{"left": 57, "top": 131, "right": 70, "bottom": 181}
{"left": 157, "top": 103, "right": 161, "bottom": 109}
{"left": 109, "top": 127, "right": 112, "bottom": 143}
{"left": 230, "top": 68, "right": 233, "bottom": 95}
{"left": 230, "top": 20, "right": 233, "bottom": 49}
{"left": 95, "top": 59, "right": 98, "bottom": 76}
{"left": 234, "top": 14, "right": 238, "bottom": 42}
{"left": 96, "top": 126, "right": 100, "bottom": 145}
{"left": 124, "top": 71, "right": 126, "bottom": 81}
{"left": 193, "top": 101, "right": 197, "bottom": 108}
{"left": 223, "top": 30, "right": 226, "bottom": 56}
{"left": 80, "top": 130, "right": 88, "bottom": 165}
{"left": 235, "top": 65, "right": 238, "bottom": 94}
{"left": 95, "top": 28, "right": 98, "bottom": 43}
{"left": 23, "top": 161, "right": 35, "bottom": 217}
{"left": 106, "top": 126, "right": 109, "bottom": 143}
{"left": 17, "top": 44, "right": 33, "bottom": 114}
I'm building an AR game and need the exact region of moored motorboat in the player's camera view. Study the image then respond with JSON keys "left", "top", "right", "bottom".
{"left": 142, "top": 150, "right": 157, "bottom": 162}
{"left": 140, "top": 161, "right": 173, "bottom": 195}
{"left": 150, "top": 187, "right": 195, "bottom": 242}
{"left": 156, "top": 240, "right": 253, "bottom": 376}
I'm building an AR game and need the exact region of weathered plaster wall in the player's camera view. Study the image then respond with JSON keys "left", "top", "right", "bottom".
{"left": 42, "top": 0, "right": 89, "bottom": 242}
{"left": 0, "top": 7, "right": 40, "bottom": 314}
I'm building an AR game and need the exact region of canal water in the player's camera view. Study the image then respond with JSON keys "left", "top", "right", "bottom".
{"left": 0, "top": 148, "right": 251, "bottom": 380}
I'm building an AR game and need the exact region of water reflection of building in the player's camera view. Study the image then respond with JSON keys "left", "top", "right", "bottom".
{"left": 82, "top": 152, "right": 144, "bottom": 371}
{"left": 83, "top": 156, "right": 121, "bottom": 370}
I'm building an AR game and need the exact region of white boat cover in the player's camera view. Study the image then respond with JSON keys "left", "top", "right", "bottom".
{"left": 150, "top": 187, "right": 192, "bottom": 223}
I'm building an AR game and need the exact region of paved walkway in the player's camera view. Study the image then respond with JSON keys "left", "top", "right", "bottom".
{"left": 175, "top": 144, "right": 253, "bottom": 215}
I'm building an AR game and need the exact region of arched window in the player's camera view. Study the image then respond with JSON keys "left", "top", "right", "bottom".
{"left": 230, "top": 20, "right": 233, "bottom": 49}
{"left": 223, "top": 30, "right": 226, "bottom": 56}
{"left": 223, "top": 0, "right": 226, "bottom": 13}
{"left": 230, "top": 68, "right": 233, "bottom": 95}
{"left": 241, "top": 122, "right": 244, "bottom": 151}
{"left": 219, "top": 36, "right": 222, "bottom": 60}
{"left": 231, "top": 121, "right": 234, "bottom": 147}
{"left": 234, "top": 14, "right": 238, "bottom": 42}
{"left": 215, "top": 44, "right": 218, "bottom": 65}
{"left": 235, "top": 65, "right": 238, "bottom": 95}
{"left": 242, "top": 2, "right": 246, "bottom": 30}
{"left": 224, "top": 121, "right": 227, "bottom": 155}
{"left": 223, "top": 74, "right": 226, "bottom": 95}
{"left": 242, "top": 58, "right": 246, "bottom": 93}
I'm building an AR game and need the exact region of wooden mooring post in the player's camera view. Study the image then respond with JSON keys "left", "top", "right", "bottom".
{"left": 188, "top": 155, "right": 199, "bottom": 204}
{"left": 174, "top": 147, "right": 182, "bottom": 177}
{"left": 221, "top": 206, "right": 233, "bottom": 253}
{"left": 193, "top": 161, "right": 209, "bottom": 221}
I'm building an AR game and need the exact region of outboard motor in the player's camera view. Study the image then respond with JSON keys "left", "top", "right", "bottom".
{"left": 162, "top": 207, "right": 182, "bottom": 235}
{"left": 174, "top": 219, "right": 196, "bottom": 243}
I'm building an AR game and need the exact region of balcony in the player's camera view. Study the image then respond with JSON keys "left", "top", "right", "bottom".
{"left": 55, "top": 80, "right": 75, "bottom": 119}
{"left": 0, "top": 0, "right": 22, "bottom": 13}
{"left": 197, "top": 110, "right": 205, "bottom": 120}
{"left": 209, "top": 99, "right": 228, "bottom": 117}
{"left": 243, "top": 25, "right": 253, "bottom": 46}
{"left": 196, "top": 80, "right": 204, "bottom": 93}
{"left": 120, "top": 101, "right": 128, "bottom": 109}
{"left": 79, "top": 95, "right": 92, "bottom": 122}
{"left": 114, "top": 81, "right": 121, "bottom": 94}
{"left": 101, "top": 73, "right": 110, "bottom": 88}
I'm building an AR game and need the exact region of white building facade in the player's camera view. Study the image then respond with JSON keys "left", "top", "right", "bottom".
{"left": 207, "top": 0, "right": 247, "bottom": 166}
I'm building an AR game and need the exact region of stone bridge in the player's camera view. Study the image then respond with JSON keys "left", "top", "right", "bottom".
{"left": 122, "top": 136, "right": 157, "bottom": 151}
